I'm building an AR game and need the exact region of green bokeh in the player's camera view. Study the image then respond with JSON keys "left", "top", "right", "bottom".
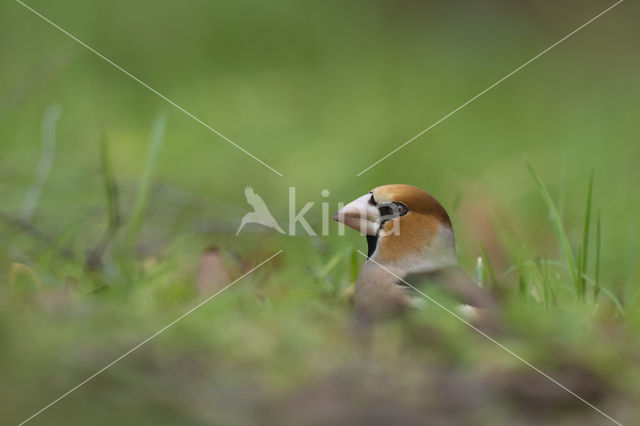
{"left": 1, "top": 1, "right": 638, "bottom": 424}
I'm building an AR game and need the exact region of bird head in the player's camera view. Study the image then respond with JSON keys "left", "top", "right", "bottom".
{"left": 334, "top": 184, "right": 457, "bottom": 273}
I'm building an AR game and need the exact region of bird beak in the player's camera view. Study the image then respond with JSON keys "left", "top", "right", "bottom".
{"left": 333, "top": 193, "right": 380, "bottom": 236}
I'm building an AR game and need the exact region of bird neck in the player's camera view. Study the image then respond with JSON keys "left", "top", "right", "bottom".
{"left": 371, "top": 224, "right": 458, "bottom": 275}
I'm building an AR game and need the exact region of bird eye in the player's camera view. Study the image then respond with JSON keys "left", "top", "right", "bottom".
{"left": 378, "top": 202, "right": 408, "bottom": 218}
{"left": 378, "top": 201, "right": 408, "bottom": 221}
{"left": 393, "top": 202, "right": 408, "bottom": 216}
{"left": 378, "top": 205, "right": 393, "bottom": 217}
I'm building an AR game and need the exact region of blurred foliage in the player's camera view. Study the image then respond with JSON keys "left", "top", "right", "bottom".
{"left": 1, "top": 0, "right": 639, "bottom": 424}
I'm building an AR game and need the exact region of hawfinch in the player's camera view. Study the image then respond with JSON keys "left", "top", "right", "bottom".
{"left": 334, "top": 184, "right": 496, "bottom": 326}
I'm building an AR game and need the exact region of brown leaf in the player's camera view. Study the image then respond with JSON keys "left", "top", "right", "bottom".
{"left": 197, "top": 247, "right": 230, "bottom": 296}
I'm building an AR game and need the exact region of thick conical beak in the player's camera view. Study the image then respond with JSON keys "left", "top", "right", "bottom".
{"left": 333, "top": 193, "right": 380, "bottom": 236}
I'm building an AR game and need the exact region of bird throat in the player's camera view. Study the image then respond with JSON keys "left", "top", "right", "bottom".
{"left": 366, "top": 235, "right": 378, "bottom": 258}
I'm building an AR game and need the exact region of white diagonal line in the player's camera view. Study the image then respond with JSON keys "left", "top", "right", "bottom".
{"left": 16, "top": 0, "right": 283, "bottom": 177}
{"left": 356, "top": 0, "right": 624, "bottom": 176}
{"left": 17, "top": 250, "right": 283, "bottom": 426}
{"left": 357, "top": 251, "right": 623, "bottom": 425}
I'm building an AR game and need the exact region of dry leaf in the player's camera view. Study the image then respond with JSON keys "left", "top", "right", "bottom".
{"left": 197, "top": 247, "right": 230, "bottom": 296}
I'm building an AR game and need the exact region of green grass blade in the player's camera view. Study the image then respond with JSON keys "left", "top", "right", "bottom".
{"left": 125, "top": 114, "right": 167, "bottom": 249}
{"left": 594, "top": 211, "right": 601, "bottom": 302}
{"left": 624, "top": 222, "right": 637, "bottom": 308}
{"left": 319, "top": 250, "right": 345, "bottom": 277}
{"left": 576, "top": 242, "right": 583, "bottom": 298}
{"left": 525, "top": 160, "right": 579, "bottom": 295}
{"left": 598, "top": 286, "right": 624, "bottom": 316}
{"left": 479, "top": 244, "right": 497, "bottom": 288}
{"left": 86, "top": 131, "right": 124, "bottom": 272}
{"left": 350, "top": 249, "right": 360, "bottom": 283}
{"left": 580, "top": 171, "right": 594, "bottom": 299}
{"left": 100, "top": 129, "right": 120, "bottom": 227}
{"left": 474, "top": 256, "right": 484, "bottom": 286}
{"left": 516, "top": 256, "right": 528, "bottom": 302}
{"left": 21, "top": 103, "right": 60, "bottom": 223}
{"left": 537, "top": 257, "right": 552, "bottom": 309}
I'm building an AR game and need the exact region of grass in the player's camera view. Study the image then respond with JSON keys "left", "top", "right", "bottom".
{"left": 125, "top": 114, "right": 167, "bottom": 250}
{"left": 526, "top": 160, "right": 580, "bottom": 297}
{"left": 578, "top": 171, "right": 594, "bottom": 300}
{"left": 3, "top": 139, "right": 635, "bottom": 424}
{"left": 526, "top": 161, "right": 623, "bottom": 313}
{"left": 1, "top": 1, "right": 639, "bottom": 424}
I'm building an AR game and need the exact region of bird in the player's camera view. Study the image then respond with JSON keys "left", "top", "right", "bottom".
{"left": 236, "top": 186, "right": 285, "bottom": 235}
{"left": 333, "top": 184, "right": 497, "bottom": 329}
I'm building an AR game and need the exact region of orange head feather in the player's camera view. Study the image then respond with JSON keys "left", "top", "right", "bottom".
{"left": 335, "top": 184, "right": 457, "bottom": 272}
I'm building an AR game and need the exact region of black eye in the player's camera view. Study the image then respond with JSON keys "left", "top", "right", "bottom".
{"left": 368, "top": 193, "right": 376, "bottom": 206}
{"left": 378, "top": 205, "right": 393, "bottom": 217}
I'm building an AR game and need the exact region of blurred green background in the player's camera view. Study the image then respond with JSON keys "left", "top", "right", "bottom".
{"left": 1, "top": 0, "right": 639, "bottom": 424}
